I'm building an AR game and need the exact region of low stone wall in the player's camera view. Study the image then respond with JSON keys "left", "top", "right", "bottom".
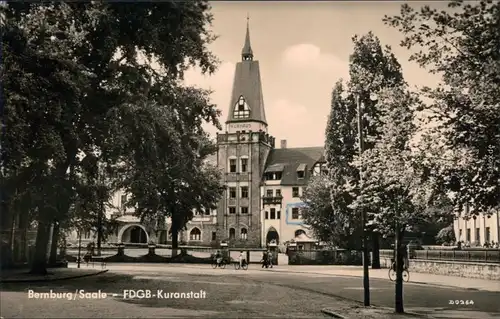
{"left": 409, "top": 259, "right": 500, "bottom": 280}
{"left": 379, "top": 257, "right": 499, "bottom": 280}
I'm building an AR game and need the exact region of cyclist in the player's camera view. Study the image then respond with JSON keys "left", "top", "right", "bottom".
{"left": 238, "top": 251, "right": 246, "bottom": 268}
{"left": 391, "top": 244, "right": 408, "bottom": 270}
{"left": 214, "top": 250, "right": 223, "bottom": 266}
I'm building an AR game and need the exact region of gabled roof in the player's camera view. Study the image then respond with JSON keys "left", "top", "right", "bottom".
{"left": 264, "top": 147, "right": 324, "bottom": 185}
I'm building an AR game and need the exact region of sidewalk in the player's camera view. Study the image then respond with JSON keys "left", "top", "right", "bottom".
{"left": 265, "top": 265, "right": 500, "bottom": 292}
{"left": 0, "top": 267, "right": 108, "bottom": 283}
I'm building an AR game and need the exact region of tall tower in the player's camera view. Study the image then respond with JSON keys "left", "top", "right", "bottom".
{"left": 216, "top": 17, "right": 275, "bottom": 247}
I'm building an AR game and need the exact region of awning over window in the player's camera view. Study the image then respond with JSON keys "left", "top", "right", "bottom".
{"left": 265, "top": 163, "right": 285, "bottom": 173}
{"left": 296, "top": 163, "right": 307, "bottom": 172}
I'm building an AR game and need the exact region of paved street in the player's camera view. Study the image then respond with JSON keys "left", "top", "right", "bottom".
{"left": 1, "top": 263, "right": 499, "bottom": 318}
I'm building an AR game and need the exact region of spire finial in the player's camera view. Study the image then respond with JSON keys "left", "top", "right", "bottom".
{"left": 241, "top": 14, "right": 253, "bottom": 61}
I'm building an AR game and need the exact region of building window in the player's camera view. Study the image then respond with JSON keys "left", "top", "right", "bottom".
{"left": 229, "top": 159, "right": 237, "bottom": 173}
{"left": 241, "top": 158, "right": 248, "bottom": 173}
{"left": 485, "top": 227, "right": 491, "bottom": 242}
{"left": 211, "top": 232, "right": 217, "bottom": 241}
{"left": 297, "top": 171, "right": 304, "bottom": 179}
{"left": 270, "top": 208, "right": 276, "bottom": 219}
{"left": 241, "top": 228, "right": 248, "bottom": 240}
{"left": 229, "top": 187, "right": 236, "bottom": 199}
{"left": 475, "top": 228, "right": 480, "bottom": 242}
{"left": 229, "top": 207, "right": 236, "bottom": 214}
{"left": 190, "top": 228, "right": 201, "bottom": 241}
{"left": 121, "top": 194, "right": 127, "bottom": 210}
{"left": 241, "top": 186, "right": 249, "bottom": 198}
{"left": 292, "top": 187, "right": 299, "bottom": 198}
{"left": 265, "top": 211, "right": 269, "bottom": 219}
{"left": 276, "top": 189, "right": 281, "bottom": 197}
{"left": 277, "top": 210, "right": 281, "bottom": 219}
{"left": 292, "top": 207, "right": 300, "bottom": 219}
{"left": 229, "top": 228, "right": 236, "bottom": 239}
{"left": 241, "top": 207, "right": 248, "bottom": 214}
{"left": 459, "top": 229, "right": 462, "bottom": 240}
{"left": 266, "top": 189, "right": 273, "bottom": 197}
{"left": 466, "top": 228, "right": 471, "bottom": 242}
{"left": 265, "top": 172, "right": 282, "bottom": 181}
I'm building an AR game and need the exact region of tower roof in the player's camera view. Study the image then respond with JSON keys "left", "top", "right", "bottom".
{"left": 226, "top": 17, "right": 267, "bottom": 125}
{"left": 241, "top": 14, "right": 253, "bottom": 60}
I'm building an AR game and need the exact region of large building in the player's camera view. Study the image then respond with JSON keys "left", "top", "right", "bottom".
{"left": 453, "top": 206, "right": 500, "bottom": 246}
{"left": 72, "top": 20, "right": 326, "bottom": 248}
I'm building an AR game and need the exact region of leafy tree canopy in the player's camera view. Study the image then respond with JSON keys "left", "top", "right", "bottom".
{"left": 384, "top": 0, "right": 500, "bottom": 214}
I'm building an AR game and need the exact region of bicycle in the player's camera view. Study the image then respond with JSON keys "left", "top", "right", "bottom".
{"left": 234, "top": 260, "right": 248, "bottom": 270}
{"left": 211, "top": 257, "right": 227, "bottom": 269}
{"left": 388, "top": 261, "right": 409, "bottom": 282}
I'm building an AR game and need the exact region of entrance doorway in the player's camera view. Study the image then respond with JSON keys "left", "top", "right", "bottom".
{"left": 122, "top": 225, "right": 148, "bottom": 244}
{"left": 266, "top": 227, "right": 279, "bottom": 244}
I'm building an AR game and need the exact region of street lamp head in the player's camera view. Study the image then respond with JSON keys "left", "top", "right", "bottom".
{"left": 369, "top": 92, "right": 378, "bottom": 101}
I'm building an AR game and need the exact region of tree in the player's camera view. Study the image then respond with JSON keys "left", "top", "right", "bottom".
{"left": 118, "top": 113, "right": 225, "bottom": 249}
{"left": 301, "top": 175, "right": 362, "bottom": 249}
{"left": 323, "top": 33, "right": 406, "bottom": 268}
{"left": 384, "top": 0, "right": 500, "bottom": 215}
{"left": 2, "top": 1, "right": 220, "bottom": 274}
{"left": 350, "top": 86, "right": 444, "bottom": 313}
{"left": 435, "top": 225, "right": 456, "bottom": 245}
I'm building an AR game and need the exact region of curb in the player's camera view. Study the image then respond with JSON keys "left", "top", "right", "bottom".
{"left": 321, "top": 306, "right": 432, "bottom": 318}
{"left": 321, "top": 308, "right": 346, "bottom": 318}
{"left": 262, "top": 268, "right": 496, "bottom": 292}
{"left": 0, "top": 269, "right": 109, "bottom": 284}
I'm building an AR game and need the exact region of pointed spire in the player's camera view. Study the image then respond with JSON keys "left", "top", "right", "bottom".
{"left": 241, "top": 14, "right": 253, "bottom": 61}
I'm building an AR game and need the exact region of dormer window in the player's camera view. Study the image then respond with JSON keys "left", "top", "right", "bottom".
{"left": 297, "top": 164, "right": 306, "bottom": 179}
{"left": 234, "top": 96, "right": 250, "bottom": 119}
{"left": 313, "top": 163, "right": 328, "bottom": 176}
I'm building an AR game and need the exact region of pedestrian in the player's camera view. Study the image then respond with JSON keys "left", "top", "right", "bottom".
{"left": 261, "top": 251, "right": 268, "bottom": 268}
{"left": 267, "top": 250, "right": 273, "bottom": 268}
{"left": 238, "top": 250, "right": 246, "bottom": 268}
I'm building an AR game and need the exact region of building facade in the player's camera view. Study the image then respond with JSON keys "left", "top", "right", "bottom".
{"left": 68, "top": 20, "right": 325, "bottom": 248}
{"left": 453, "top": 207, "right": 500, "bottom": 246}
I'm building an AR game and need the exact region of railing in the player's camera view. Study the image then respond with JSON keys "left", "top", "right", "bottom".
{"left": 414, "top": 249, "right": 500, "bottom": 263}
{"left": 262, "top": 196, "right": 283, "bottom": 206}
{"left": 287, "top": 249, "right": 363, "bottom": 265}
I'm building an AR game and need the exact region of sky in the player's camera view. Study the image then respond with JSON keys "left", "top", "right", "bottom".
{"left": 184, "top": 1, "right": 448, "bottom": 148}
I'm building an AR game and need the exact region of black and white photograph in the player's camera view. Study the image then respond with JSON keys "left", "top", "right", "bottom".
{"left": 1, "top": 1, "right": 499, "bottom": 318}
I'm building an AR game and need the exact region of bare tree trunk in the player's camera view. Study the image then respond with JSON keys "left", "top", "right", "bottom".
{"left": 4, "top": 209, "right": 16, "bottom": 267}
{"left": 49, "top": 221, "right": 60, "bottom": 265}
{"left": 30, "top": 219, "right": 51, "bottom": 275}
{"left": 97, "top": 202, "right": 103, "bottom": 256}
{"left": 395, "top": 226, "right": 405, "bottom": 314}
{"left": 371, "top": 231, "right": 381, "bottom": 269}
{"left": 171, "top": 228, "right": 179, "bottom": 257}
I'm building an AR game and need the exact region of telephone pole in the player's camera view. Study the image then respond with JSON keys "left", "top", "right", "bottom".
{"left": 356, "top": 94, "right": 370, "bottom": 306}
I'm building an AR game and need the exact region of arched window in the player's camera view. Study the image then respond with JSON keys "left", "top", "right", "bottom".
{"left": 241, "top": 228, "right": 248, "bottom": 240}
{"left": 190, "top": 228, "right": 201, "bottom": 241}
{"left": 229, "top": 228, "right": 236, "bottom": 239}
{"left": 294, "top": 229, "right": 306, "bottom": 238}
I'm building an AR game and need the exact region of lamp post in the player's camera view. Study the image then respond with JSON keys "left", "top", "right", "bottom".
{"left": 356, "top": 94, "right": 370, "bottom": 307}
